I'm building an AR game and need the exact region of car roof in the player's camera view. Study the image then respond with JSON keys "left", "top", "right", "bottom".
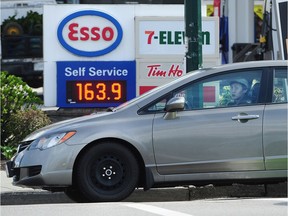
{"left": 197, "top": 60, "right": 287, "bottom": 72}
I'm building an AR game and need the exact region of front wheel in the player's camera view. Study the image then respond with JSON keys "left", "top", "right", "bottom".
{"left": 76, "top": 142, "right": 139, "bottom": 202}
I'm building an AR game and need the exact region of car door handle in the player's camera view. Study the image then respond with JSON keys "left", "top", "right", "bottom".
{"left": 232, "top": 114, "right": 260, "bottom": 123}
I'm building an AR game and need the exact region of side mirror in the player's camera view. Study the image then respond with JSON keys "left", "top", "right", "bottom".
{"left": 165, "top": 97, "right": 185, "bottom": 112}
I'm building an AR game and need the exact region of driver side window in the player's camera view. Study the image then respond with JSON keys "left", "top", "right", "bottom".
{"left": 145, "top": 70, "right": 263, "bottom": 112}
{"left": 173, "top": 70, "right": 262, "bottom": 110}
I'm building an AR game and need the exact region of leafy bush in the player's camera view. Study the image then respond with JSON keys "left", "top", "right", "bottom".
{"left": 6, "top": 109, "right": 51, "bottom": 146}
{"left": 1, "top": 145, "right": 17, "bottom": 160}
{"left": 1, "top": 71, "right": 50, "bottom": 155}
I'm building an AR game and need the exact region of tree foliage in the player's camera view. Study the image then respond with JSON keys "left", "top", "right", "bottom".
{"left": 1, "top": 71, "right": 49, "bottom": 150}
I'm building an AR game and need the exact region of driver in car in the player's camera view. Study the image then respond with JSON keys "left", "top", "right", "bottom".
{"left": 228, "top": 78, "right": 251, "bottom": 105}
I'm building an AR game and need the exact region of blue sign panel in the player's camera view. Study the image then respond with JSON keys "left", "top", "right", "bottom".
{"left": 57, "top": 61, "right": 136, "bottom": 108}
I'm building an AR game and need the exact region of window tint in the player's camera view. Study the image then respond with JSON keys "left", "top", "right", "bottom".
{"left": 174, "top": 70, "right": 262, "bottom": 110}
{"left": 172, "top": 70, "right": 262, "bottom": 110}
{"left": 272, "top": 69, "right": 288, "bottom": 103}
{"left": 145, "top": 70, "right": 263, "bottom": 112}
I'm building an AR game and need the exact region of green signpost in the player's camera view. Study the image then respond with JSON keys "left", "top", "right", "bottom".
{"left": 185, "top": 0, "right": 203, "bottom": 72}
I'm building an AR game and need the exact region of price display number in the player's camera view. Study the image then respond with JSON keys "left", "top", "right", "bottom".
{"left": 66, "top": 80, "right": 127, "bottom": 103}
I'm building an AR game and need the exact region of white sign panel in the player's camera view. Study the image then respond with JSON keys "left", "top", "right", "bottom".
{"left": 44, "top": 5, "right": 135, "bottom": 61}
{"left": 136, "top": 16, "right": 219, "bottom": 58}
{"left": 137, "top": 59, "right": 185, "bottom": 95}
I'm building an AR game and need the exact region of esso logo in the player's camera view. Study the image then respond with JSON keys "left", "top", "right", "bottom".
{"left": 57, "top": 10, "right": 123, "bottom": 57}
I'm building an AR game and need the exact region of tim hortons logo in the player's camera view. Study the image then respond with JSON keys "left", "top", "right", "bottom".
{"left": 147, "top": 64, "right": 183, "bottom": 77}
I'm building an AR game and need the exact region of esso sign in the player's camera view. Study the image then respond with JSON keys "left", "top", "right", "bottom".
{"left": 68, "top": 23, "right": 115, "bottom": 41}
{"left": 57, "top": 10, "right": 123, "bottom": 57}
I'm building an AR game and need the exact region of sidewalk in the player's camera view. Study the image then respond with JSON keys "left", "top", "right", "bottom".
{"left": 1, "top": 170, "right": 287, "bottom": 205}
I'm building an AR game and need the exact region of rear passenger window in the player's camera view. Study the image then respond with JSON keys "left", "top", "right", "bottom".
{"left": 272, "top": 69, "right": 288, "bottom": 103}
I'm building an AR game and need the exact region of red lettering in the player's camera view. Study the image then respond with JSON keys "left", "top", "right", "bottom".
{"left": 168, "top": 65, "right": 183, "bottom": 77}
{"left": 80, "top": 27, "right": 89, "bottom": 41}
{"left": 102, "top": 27, "right": 114, "bottom": 41}
{"left": 91, "top": 27, "right": 101, "bottom": 41}
{"left": 68, "top": 23, "right": 78, "bottom": 41}
{"left": 146, "top": 64, "right": 182, "bottom": 78}
{"left": 67, "top": 24, "right": 115, "bottom": 41}
{"left": 145, "top": 31, "right": 155, "bottom": 44}
{"left": 147, "top": 64, "right": 166, "bottom": 77}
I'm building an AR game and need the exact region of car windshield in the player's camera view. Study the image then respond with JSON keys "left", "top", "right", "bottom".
{"left": 113, "top": 69, "right": 205, "bottom": 111}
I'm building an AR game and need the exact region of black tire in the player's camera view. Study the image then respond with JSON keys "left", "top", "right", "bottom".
{"left": 76, "top": 142, "right": 139, "bottom": 202}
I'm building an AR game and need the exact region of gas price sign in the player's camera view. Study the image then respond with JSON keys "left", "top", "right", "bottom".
{"left": 66, "top": 80, "right": 127, "bottom": 103}
{"left": 57, "top": 61, "right": 136, "bottom": 108}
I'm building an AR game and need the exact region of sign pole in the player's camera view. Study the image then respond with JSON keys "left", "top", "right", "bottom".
{"left": 185, "top": 0, "right": 203, "bottom": 72}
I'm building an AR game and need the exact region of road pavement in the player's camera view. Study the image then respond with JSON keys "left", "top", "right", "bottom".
{"left": 1, "top": 170, "right": 287, "bottom": 205}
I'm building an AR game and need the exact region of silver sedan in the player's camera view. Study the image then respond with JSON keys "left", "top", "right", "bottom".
{"left": 6, "top": 60, "right": 288, "bottom": 202}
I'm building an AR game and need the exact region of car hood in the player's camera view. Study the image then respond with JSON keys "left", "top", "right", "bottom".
{"left": 23, "top": 111, "right": 112, "bottom": 141}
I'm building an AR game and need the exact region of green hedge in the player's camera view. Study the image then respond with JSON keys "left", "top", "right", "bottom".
{"left": 1, "top": 71, "right": 51, "bottom": 159}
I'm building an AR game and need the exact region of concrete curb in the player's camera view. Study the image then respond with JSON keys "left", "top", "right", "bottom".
{"left": 1, "top": 191, "right": 72, "bottom": 205}
{"left": 1, "top": 183, "right": 287, "bottom": 205}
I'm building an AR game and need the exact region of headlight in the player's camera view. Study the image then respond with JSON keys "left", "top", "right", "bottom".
{"left": 29, "top": 131, "right": 76, "bottom": 150}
